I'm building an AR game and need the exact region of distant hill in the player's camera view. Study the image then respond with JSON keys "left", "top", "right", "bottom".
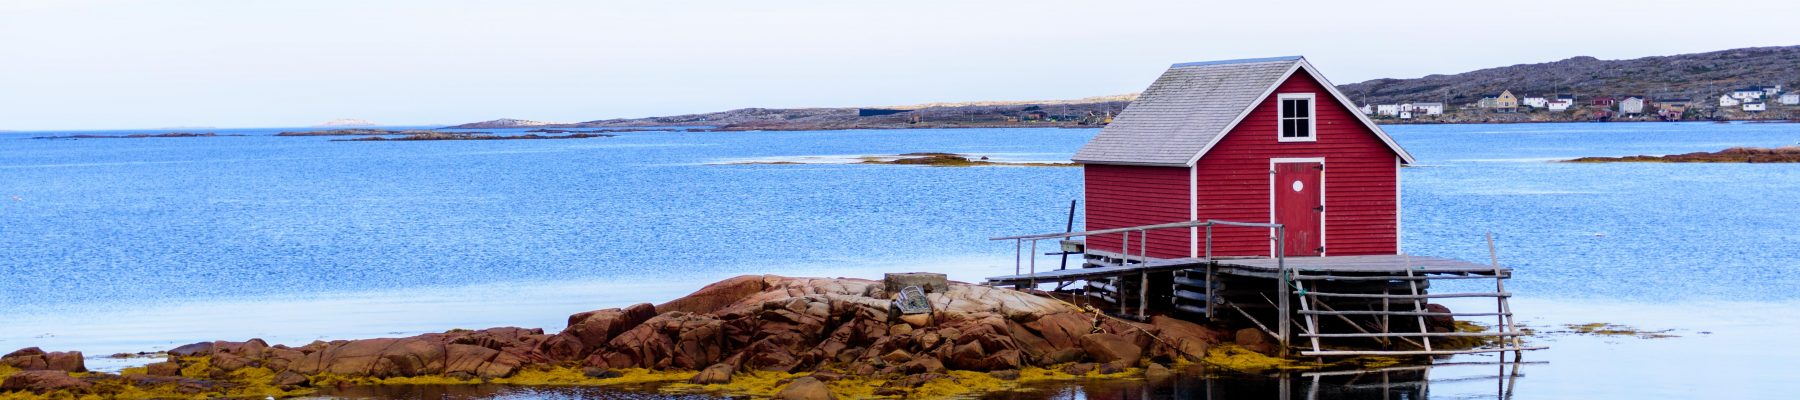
{"left": 446, "top": 45, "right": 1800, "bottom": 130}
{"left": 317, "top": 118, "right": 380, "bottom": 127}
{"left": 443, "top": 118, "right": 559, "bottom": 129}
{"left": 449, "top": 96, "right": 1134, "bottom": 131}
{"left": 1339, "top": 46, "right": 1800, "bottom": 106}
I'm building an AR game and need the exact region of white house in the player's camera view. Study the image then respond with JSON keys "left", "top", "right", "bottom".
{"left": 1376, "top": 104, "right": 1401, "bottom": 116}
{"left": 1720, "top": 95, "right": 1742, "bottom": 107}
{"left": 1360, "top": 104, "right": 1374, "bottom": 114}
{"left": 1781, "top": 93, "right": 1799, "bottom": 105}
{"left": 1619, "top": 97, "right": 1645, "bottom": 115}
{"left": 1521, "top": 97, "right": 1548, "bottom": 108}
{"left": 1412, "top": 102, "right": 1445, "bottom": 115}
{"left": 1730, "top": 87, "right": 1766, "bottom": 100}
{"left": 1744, "top": 101, "right": 1767, "bottom": 112}
{"left": 1546, "top": 99, "right": 1573, "bottom": 111}
{"left": 1764, "top": 85, "right": 1783, "bottom": 98}
{"left": 1399, "top": 110, "right": 1414, "bottom": 119}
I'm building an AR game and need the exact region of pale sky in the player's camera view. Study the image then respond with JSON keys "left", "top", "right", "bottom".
{"left": 3, "top": 0, "right": 1796, "bottom": 130}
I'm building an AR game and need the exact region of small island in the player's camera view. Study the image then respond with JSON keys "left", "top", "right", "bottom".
{"left": 1566, "top": 146, "right": 1800, "bottom": 163}
{"left": 725, "top": 153, "right": 1075, "bottom": 167}
{"left": 333, "top": 132, "right": 616, "bottom": 141}
{"left": 31, "top": 132, "right": 240, "bottom": 140}
{"left": 275, "top": 129, "right": 471, "bottom": 136}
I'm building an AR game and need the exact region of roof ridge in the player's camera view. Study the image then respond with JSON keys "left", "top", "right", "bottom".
{"left": 1170, "top": 56, "right": 1303, "bottom": 68}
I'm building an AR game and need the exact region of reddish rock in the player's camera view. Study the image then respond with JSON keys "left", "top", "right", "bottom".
{"left": 209, "top": 352, "right": 253, "bottom": 375}
{"left": 144, "top": 361, "right": 181, "bottom": 376}
{"left": 1234, "top": 328, "right": 1271, "bottom": 347}
{"left": 546, "top": 303, "right": 657, "bottom": 361}
{"left": 168, "top": 342, "right": 214, "bottom": 357}
{"left": 289, "top": 337, "right": 442, "bottom": 377}
{"left": 1, "top": 348, "right": 85, "bottom": 373}
{"left": 1099, "top": 359, "right": 1134, "bottom": 374}
{"left": 2, "top": 371, "right": 91, "bottom": 393}
{"left": 1149, "top": 316, "right": 1218, "bottom": 362}
{"left": 0, "top": 347, "right": 48, "bottom": 370}
{"left": 444, "top": 344, "right": 501, "bottom": 377}
{"left": 691, "top": 363, "right": 734, "bottom": 384}
{"left": 272, "top": 370, "right": 309, "bottom": 387}
{"left": 1022, "top": 312, "right": 1093, "bottom": 350}
{"left": 1424, "top": 303, "right": 1456, "bottom": 332}
{"left": 656, "top": 275, "right": 771, "bottom": 315}
{"left": 1040, "top": 347, "right": 1085, "bottom": 364}
{"left": 1064, "top": 362, "right": 1097, "bottom": 375}
{"left": 45, "top": 351, "right": 85, "bottom": 373}
{"left": 776, "top": 376, "right": 834, "bottom": 400}
{"left": 1145, "top": 363, "right": 1172, "bottom": 380}
{"left": 881, "top": 349, "right": 912, "bottom": 364}
{"left": 899, "top": 357, "right": 945, "bottom": 374}
{"left": 1078, "top": 333, "right": 1143, "bottom": 364}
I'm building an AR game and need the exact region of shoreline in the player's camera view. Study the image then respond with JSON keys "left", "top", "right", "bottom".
{"left": 4, "top": 277, "right": 1791, "bottom": 398}
{"left": 1565, "top": 146, "right": 1800, "bottom": 163}
{"left": 11, "top": 119, "right": 1792, "bottom": 137}
{"left": 0, "top": 275, "right": 1487, "bottom": 399}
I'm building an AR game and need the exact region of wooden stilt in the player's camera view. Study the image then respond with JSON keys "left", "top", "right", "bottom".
{"left": 1405, "top": 266, "right": 1432, "bottom": 352}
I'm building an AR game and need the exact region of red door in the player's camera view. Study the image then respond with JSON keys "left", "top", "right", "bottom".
{"left": 1273, "top": 162, "right": 1323, "bottom": 256}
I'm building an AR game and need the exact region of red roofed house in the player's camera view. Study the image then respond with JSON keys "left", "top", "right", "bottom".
{"left": 1072, "top": 56, "right": 1415, "bottom": 258}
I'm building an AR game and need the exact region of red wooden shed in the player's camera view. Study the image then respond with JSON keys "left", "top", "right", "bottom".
{"left": 1073, "top": 56, "right": 1415, "bottom": 259}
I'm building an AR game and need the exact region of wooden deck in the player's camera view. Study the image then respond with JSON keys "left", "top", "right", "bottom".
{"left": 983, "top": 249, "right": 1204, "bottom": 286}
{"left": 985, "top": 254, "right": 1505, "bottom": 286}
{"left": 986, "top": 220, "right": 1537, "bottom": 361}
{"left": 1216, "top": 254, "right": 1509, "bottom": 276}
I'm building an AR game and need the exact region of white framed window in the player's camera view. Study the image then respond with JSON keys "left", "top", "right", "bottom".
{"left": 1277, "top": 93, "right": 1316, "bottom": 142}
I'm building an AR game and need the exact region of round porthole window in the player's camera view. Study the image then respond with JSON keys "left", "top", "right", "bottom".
{"left": 1291, "top": 181, "right": 1305, "bottom": 192}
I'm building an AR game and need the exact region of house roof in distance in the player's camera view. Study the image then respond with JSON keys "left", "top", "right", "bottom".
{"left": 1072, "top": 56, "right": 1415, "bottom": 167}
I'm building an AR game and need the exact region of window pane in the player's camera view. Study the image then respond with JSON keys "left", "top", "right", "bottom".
{"left": 1282, "top": 119, "right": 1296, "bottom": 137}
{"left": 1281, "top": 100, "right": 1294, "bottom": 117}
{"left": 1294, "top": 99, "right": 1309, "bottom": 118}
{"left": 1296, "top": 120, "right": 1310, "bottom": 137}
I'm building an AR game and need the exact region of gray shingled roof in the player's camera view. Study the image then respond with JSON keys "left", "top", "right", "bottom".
{"left": 1073, "top": 57, "right": 1302, "bottom": 166}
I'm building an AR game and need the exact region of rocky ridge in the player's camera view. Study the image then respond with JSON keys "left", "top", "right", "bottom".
{"left": 0, "top": 275, "right": 1393, "bottom": 399}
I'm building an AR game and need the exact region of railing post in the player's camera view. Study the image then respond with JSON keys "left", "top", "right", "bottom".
{"left": 1277, "top": 225, "right": 1290, "bottom": 357}
{"left": 1139, "top": 230, "right": 1149, "bottom": 265}
{"left": 1028, "top": 239, "right": 1038, "bottom": 288}
{"left": 1138, "top": 229, "right": 1150, "bottom": 320}
{"left": 1204, "top": 222, "right": 1213, "bottom": 261}
{"left": 1013, "top": 239, "right": 1022, "bottom": 276}
{"left": 1205, "top": 222, "right": 1215, "bottom": 319}
{"left": 1121, "top": 229, "right": 1131, "bottom": 265}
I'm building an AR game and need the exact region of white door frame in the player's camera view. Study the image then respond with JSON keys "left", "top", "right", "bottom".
{"left": 1269, "top": 157, "right": 1327, "bottom": 257}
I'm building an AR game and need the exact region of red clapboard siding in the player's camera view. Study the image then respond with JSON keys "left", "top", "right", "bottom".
{"left": 1193, "top": 71, "right": 1398, "bottom": 256}
{"left": 1084, "top": 164, "right": 1191, "bottom": 258}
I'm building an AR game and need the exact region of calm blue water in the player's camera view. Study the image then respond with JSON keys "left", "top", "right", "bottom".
{"left": 4, "top": 122, "right": 1799, "bottom": 398}
{"left": 4, "top": 122, "right": 1797, "bottom": 310}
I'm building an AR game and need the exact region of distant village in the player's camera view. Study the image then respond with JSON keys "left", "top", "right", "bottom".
{"left": 1360, "top": 85, "right": 1799, "bottom": 122}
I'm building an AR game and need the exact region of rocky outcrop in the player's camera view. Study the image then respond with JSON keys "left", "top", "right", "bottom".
{"left": 285, "top": 327, "right": 547, "bottom": 379}
{"left": 542, "top": 303, "right": 657, "bottom": 362}
{"left": 1, "top": 275, "right": 1231, "bottom": 398}
{"left": 1, "top": 347, "right": 85, "bottom": 373}
{"left": 1, "top": 371, "right": 92, "bottom": 393}
{"left": 556, "top": 275, "right": 1210, "bottom": 378}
